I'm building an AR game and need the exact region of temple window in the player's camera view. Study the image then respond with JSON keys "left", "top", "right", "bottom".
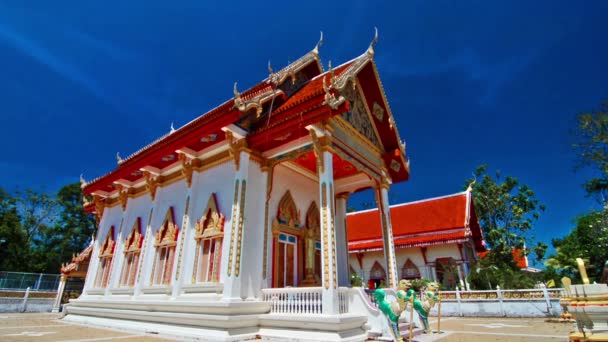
{"left": 368, "top": 261, "right": 386, "bottom": 289}
{"left": 151, "top": 208, "right": 178, "bottom": 286}
{"left": 119, "top": 218, "right": 143, "bottom": 287}
{"left": 401, "top": 259, "right": 420, "bottom": 280}
{"left": 435, "top": 257, "right": 458, "bottom": 290}
{"left": 94, "top": 227, "right": 115, "bottom": 288}
{"left": 272, "top": 191, "right": 302, "bottom": 288}
{"left": 193, "top": 194, "right": 224, "bottom": 283}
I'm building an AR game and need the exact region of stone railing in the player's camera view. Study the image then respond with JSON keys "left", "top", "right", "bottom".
{"left": 439, "top": 287, "right": 563, "bottom": 301}
{"left": 261, "top": 287, "right": 349, "bottom": 314}
{"left": 436, "top": 286, "right": 564, "bottom": 317}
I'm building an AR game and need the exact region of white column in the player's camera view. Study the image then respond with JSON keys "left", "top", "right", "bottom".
{"left": 171, "top": 192, "right": 193, "bottom": 298}
{"left": 375, "top": 180, "right": 399, "bottom": 289}
{"left": 431, "top": 266, "right": 437, "bottom": 282}
{"left": 457, "top": 264, "right": 464, "bottom": 289}
{"left": 82, "top": 225, "right": 104, "bottom": 296}
{"left": 105, "top": 215, "right": 126, "bottom": 295}
{"left": 52, "top": 274, "right": 67, "bottom": 312}
{"left": 134, "top": 204, "right": 157, "bottom": 296}
{"left": 222, "top": 151, "right": 250, "bottom": 301}
{"left": 319, "top": 149, "right": 339, "bottom": 314}
{"left": 334, "top": 194, "right": 350, "bottom": 287}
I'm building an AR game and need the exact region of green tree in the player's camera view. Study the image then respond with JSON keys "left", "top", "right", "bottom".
{"left": 0, "top": 188, "right": 27, "bottom": 271}
{"left": 546, "top": 210, "right": 608, "bottom": 283}
{"left": 573, "top": 101, "right": 608, "bottom": 203}
{"left": 465, "top": 165, "right": 546, "bottom": 268}
{"left": 38, "top": 183, "right": 96, "bottom": 273}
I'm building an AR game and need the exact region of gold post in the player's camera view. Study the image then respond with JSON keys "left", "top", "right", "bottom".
{"left": 437, "top": 297, "right": 442, "bottom": 334}
{"left": 409, "top": 295, "right": 415, "bottom": 342}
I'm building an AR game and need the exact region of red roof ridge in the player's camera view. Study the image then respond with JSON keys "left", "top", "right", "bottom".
{"left": 346, "top": 190, "right": 470, "bottom": 216}
{"left": 84, "top": 46, "right": 325, "bottom": 192}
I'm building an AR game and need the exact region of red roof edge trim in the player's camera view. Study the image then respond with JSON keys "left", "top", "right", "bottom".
{"left": 346, "top": 191, "right": 469, "bottom": 217}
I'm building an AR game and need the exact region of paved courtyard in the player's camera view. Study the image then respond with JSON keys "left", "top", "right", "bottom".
{"left": 0, "top": 313, "right": 573, "bottom": 341}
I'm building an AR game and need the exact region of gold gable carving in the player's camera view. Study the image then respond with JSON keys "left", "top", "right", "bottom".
{"left": 124, "top": 219, "right": 142, "bottom": 253}
{"left": 155, "top": 209, "right": 178, "bottom": 247}
{"left": 99, "top": 228, "right": 115, "bottom": 258}
{"left": 340, "top": 84, "right": 382, "bottom": 149}
{"left": 195, "top": 194, "right": 225, "bottom": 240}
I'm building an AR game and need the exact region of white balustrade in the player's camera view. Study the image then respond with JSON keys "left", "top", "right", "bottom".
{"left": 338, "top": 287, "right": 349, "bottom": 314}
{"left": 262, "top": 287, "right": 351, "bottom": 315}
{"left": 262, "top": 287, "right": 323, "bottom": 315}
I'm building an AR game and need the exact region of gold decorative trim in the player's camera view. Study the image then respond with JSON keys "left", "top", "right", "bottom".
{"left": 144, "top": 172, "right": 159, "bottom": 201}
{"left": 321, "top": 182, "right": 329, "bottom": 289}
{"left": 322, "top": 74, "right": 346, "bottom": 110}
{"left": 116, "top": 185, "right": 129, "bottom": 211}
{"left": 227, "top": 180, "right": 239, "bottom": 277}
{"left": 310, "top": 131, "right": 331, "bottom": 174}
{"left": 179, "top": 153, "right": 194, "bottom": 188}
{"left": 123, "top": 219, "right": 142, "bottom": 254}
{"left": 330, "top": 183, "right": 337, "bottom": 289}
{"left": 226, "top": 131, "right": 248, "bottom": 171}
{"left": 154, "top": 208, "right": 178, "bottom": 248}
{"left": 262, "top": 166, "right": 273, "bottom": 279}
{"left": 175, "top": 196, "right": 190, "bottom": 281}
{"left": 93, "top": 195, "right": 105, "bottom": 223}
{"left": 235, "top": 180, "right": 246, "bottom": 277}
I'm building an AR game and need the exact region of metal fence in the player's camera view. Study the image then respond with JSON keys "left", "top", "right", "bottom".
{"left": 0, "top": 272, "right": 60, "bottom": 292}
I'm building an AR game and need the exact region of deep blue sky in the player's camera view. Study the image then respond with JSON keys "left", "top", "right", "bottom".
{"left": 1, "top": 1, "right": 607, "bottom": 264}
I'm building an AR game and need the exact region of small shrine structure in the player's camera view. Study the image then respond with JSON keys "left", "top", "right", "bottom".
{"left": 347, "top": 190, "right": 486, "bottom": 290}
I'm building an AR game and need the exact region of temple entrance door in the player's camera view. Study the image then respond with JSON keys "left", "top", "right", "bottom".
{"left": 277, "top": 233, "right": 298, "bottom": 287}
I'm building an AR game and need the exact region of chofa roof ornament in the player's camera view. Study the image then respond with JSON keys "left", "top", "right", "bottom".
{"left": 367, "top": 27, "right": 379, "bottom": 57}
{"left": 312, "top": 31, "right": 324, "bottom": 56}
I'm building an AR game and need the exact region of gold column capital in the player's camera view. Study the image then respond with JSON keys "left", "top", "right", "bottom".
{"left": 336, "top": 192, "right": 350, "bottom": 200}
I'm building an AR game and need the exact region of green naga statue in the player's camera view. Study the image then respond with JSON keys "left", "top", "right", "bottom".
{"left": 396, "top": 280, "right": 440, "bottom": 333}
{"left": 374, "top": 289, "right": 403, "bottom": 341}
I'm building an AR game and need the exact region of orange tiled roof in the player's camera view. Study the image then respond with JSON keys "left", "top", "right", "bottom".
{"left": 347, "top": 191, "right": 486, "bottom": 252}
{"left": 478, "top": 249, "right": 529, "bottom": 269}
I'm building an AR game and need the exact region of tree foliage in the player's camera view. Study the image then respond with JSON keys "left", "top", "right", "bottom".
{"left": 546, "top": 210, "right": 608, "bottom": 283}
{"left": 0, "top": 183, "right": 94, "bottom": 273}
{"left": 573, "top": 101, "right": 608, "bottom": 203}
{"left": 465, "top": 165, "right": 546, "bottom": 267}
{"left": 544, "top": 99, "right": 608, "bottom": 284}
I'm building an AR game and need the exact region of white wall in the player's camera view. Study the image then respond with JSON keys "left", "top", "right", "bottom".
{"left": 263, "top": 164, "right": 320, "bottom": 288}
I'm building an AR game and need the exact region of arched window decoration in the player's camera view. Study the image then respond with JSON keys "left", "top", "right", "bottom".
{"left": 119, "top": 218, "right": 143, "bottom": 287}
{"left": 94, "top": 226, "right": 115, "bottom": 288}
{"left": 370, "top": 261, "right": 386, "bottom": 280}
{"left": 369, "top": 261, "right": 386, "bottom": 289}
{"left": 151, "top": 208, "right": 179, "bottom": 286}
{"left": 272, "top": 191, "right": 302, "bottom": 287}
{"left": 277, "top": 191, "right": 300, "bottom": 226}
{"left": 193, "top": 194, "right": 224, "bottom": 283}
{"left": 302, "top": 202, "right": 321, "bottom": 285}
{"left": 401, "top": 259, "right": 420, "bottom": 280}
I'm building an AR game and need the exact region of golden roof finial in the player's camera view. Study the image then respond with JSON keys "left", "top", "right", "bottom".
{"left": 79, "top": 174, "right": 87, "bottom": 189}
{"left": 313, "top": 31, "right": 324, "bottom": 55}
{"left": 170, "top": 122, "right": 175, "bottom": 133}
{"left": 467, "top": 174, "right": 477, "bottom": 192}
{"left": 116, "top": 152, "right": 123, "bottom": 165}
{"left": 367, "top": 27, "right": 379, "bottom": 56}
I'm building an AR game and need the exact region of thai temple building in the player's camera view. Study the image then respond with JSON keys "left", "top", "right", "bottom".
{"left": 63, "top": 33, "right": 486, "bottom": 341}
{"left": 346, "top": 191, "right": 486, "bottom": 291}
